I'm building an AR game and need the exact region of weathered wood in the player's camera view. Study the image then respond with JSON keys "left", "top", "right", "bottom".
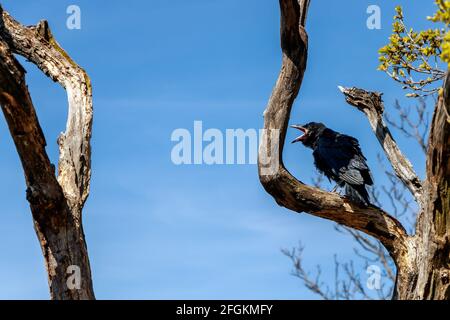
{"left": 258, "top": 0, "right": 411, "bottom": 274}
{"left": 259, "top": 0, "right": 450, "bottom": 300}
{"left": 0, "top": 6, "right": 94, "bottom": 299}
{"left": 407, "top": 73, "right": 450, "bottom": 300}
{"left": 1, "top": 9, "right": 92, "bottom": 211}
{"left": 338, "top": 86, "right": 424, "bottom": 206}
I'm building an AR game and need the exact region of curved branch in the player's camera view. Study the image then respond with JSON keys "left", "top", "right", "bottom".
{"left": 258, "top": 0, "right": 410, "bottom": 266}
{"left": 0, "top": 6, "right": 94, "bottom": 299}
{"left": 338, "top": 87, "right": 424, "bottom": 206}
{"left": 1, "top": 8, "right": 93, "bottom": 212}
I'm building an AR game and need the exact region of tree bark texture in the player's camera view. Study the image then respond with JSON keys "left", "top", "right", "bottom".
{"left": 0, "top": 6, "right": 94, "bottom": 299}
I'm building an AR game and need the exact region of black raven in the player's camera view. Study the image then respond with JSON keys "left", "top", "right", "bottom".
{"left": 291, "top": 122, "right": 373, "bottom": 206}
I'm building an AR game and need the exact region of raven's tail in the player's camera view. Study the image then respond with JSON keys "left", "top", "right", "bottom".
{"left": 344, "top": 183, "right": 371, "bottom": 206}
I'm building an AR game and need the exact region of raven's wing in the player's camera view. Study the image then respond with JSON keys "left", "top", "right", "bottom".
{"left": 313, "top": 130, "right": 373, "bottom": 186}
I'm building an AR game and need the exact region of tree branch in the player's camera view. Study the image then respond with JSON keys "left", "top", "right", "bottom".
{"left": 385, "top": 99, "right": 429, "bottom": 154}
{"left": 0, "top": 6, "right": 94, "bottom": 299}
{"left": 282, "top": 245, "right": 332, "bottom": 300}
{"left": 338, "top": 86, "right": 424, "bottom": 206}
{"left": 0, "top": 37, "right": 62, "bottom": 211}
{"left": 0, "top": 8, "right": 93, "bottom": 212}
{"left": 258, "top": 0, "right": 411, "bottom": 267}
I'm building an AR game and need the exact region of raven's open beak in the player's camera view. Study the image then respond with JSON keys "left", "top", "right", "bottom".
{"left": 291, "top": 125, "right": 308, "bottom": 143}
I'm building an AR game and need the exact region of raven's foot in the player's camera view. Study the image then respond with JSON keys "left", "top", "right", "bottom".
{"left": 330, "top": 185, "right": 341, "bottom": 195}
{"left": 342, "top": 195, "right": 370, "bottom": 207}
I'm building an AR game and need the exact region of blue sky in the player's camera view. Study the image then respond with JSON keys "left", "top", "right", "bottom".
{"left": 0, "top": 0, "right": 437, "bottom": 299}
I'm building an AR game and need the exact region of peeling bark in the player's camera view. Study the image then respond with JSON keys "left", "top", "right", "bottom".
{"left": 408, "top": 73, "right": 450, "bottom": 300}
{"left": 0, "top": 7, "right": 94, "bottom": 299}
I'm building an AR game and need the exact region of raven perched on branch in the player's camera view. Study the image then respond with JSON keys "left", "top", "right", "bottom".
{"left": 291, "top": 122, "right": 373, "bottom": 206}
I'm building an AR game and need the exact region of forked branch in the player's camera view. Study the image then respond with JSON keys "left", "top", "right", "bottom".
{"left": 1, "top": 7, "right": 93, "bottom": 213}
{"left": 0, "top": 6, "right": 94, "bottom": 299}
{"left": 258, "top": 0, "right": 411, "bottom": 267}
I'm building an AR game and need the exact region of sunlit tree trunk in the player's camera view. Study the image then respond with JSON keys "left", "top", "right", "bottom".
{"left": 398, "top": 83, "right": 450, "bottom": 299}
{"left": 0, "top": 7, "right": 94, "bottom": 299}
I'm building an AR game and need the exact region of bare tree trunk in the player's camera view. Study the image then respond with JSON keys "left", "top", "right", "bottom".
{"left": 404, "top": 75, "right": 450, "bottom": 299}
{"left": 259, "top": 0, "right": 449, "bottom": 300}
{"left": 0, "top": 7, "right": 94, "bottom": 299}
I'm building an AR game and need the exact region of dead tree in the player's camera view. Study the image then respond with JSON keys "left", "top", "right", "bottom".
{"left": 283, "top": 89, "right": 431, "bottom": 300}
{"left": 258, "top": 0, "right": 449, "bottom": 299}
{"left": 0, "top": 7, "right": 94, "bottom": 299}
